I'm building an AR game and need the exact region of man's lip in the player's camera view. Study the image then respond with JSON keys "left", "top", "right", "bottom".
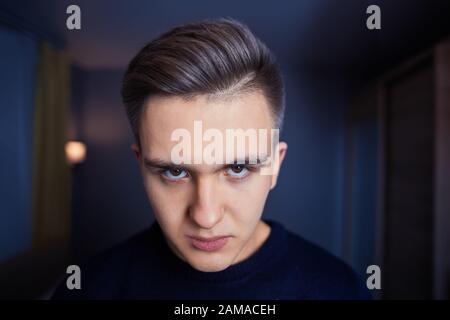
{"left": 187, "top": 235, "right": 231, "bottom": 252}
{"left": 187, "top": 235, "right": 231, "bottom": 242}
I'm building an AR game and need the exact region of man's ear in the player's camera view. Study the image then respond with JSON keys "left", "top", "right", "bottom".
{"left": 131, "top": 143, "right": 142, "bottom": 162}
{"left": 270, "top": 141, "right": 288, "bottom": 189}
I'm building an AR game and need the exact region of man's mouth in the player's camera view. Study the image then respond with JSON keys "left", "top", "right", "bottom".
{"left": 187, "top": 235, "right": 231, "bottom": 252}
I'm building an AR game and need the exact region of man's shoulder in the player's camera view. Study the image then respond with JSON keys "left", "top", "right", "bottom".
{"left": 52, "top": 225, "right": 158, "bottom": 299}
{"left": 278, "top": 225, "right": 370, "bottom": 299}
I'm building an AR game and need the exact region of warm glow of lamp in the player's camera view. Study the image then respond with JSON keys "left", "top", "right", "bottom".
{"left": 65, "top": 141, "right": 86, "bottom": 164}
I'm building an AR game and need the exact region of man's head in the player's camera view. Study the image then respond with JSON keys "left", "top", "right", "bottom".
{"left": 122, "top": 18, "right": 287, "bottom": 272}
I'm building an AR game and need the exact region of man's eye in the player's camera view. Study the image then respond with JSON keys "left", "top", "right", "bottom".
{"left": 162, "top": 168, "right": 188, "bottom": 181}
{"left": 225, "top": 165, "right": 249, "bottom": 179}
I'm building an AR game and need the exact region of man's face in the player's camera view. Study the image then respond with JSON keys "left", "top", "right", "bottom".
{"left": 133, "top": 91, "right": 287, "bottom": 272}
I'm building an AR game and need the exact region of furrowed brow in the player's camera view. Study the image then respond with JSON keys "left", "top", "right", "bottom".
{"left": 143, "top": 155, "right": 271, "bottom": 172}
{"left": 232, "top": 155, "right": 270, "bottom": 165}
{"left": 143, "top": 158, "right": 178, "bottom": 169}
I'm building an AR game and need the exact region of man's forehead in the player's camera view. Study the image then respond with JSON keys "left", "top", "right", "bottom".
{"left": 140, "top": 92, "right": 273, "bottom": 134}
{"left": 137, "top": 93, "right": 280, "bottom": 172}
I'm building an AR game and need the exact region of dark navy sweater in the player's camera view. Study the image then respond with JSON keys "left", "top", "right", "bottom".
{"left": 53, "top": 220, "right": 370, "bottom": 299}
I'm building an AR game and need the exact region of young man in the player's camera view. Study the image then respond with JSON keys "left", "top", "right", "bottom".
{"left": 54, "top": 18, "right": 368, "bottom": 299}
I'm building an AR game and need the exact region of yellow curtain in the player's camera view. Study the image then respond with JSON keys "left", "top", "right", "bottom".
{"left": 32, "top": 42, "right": 71, "bottom": 250}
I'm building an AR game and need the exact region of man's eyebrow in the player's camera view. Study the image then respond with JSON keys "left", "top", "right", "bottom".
{"left": 144, "top": 156, "right": 270, "bottom": 169}
{"left": 233, "top": 155, "right": 270, "bottom": 165}
{"left": 143, "top": 158, "right": 175, "bottom": 169}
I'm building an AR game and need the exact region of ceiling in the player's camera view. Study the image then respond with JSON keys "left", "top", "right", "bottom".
{"left": 1, "top": 0, "right": 449, "bottom": 75}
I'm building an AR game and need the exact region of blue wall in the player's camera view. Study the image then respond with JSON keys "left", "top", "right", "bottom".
{"left": 70, "top": 67, "right": 152, "bottom": 259}
{"left": 350, "top": 120, "right": 378, "bottom": 275}
{"left": 0, "top": 25, "right": 37, "bottom": 262}
{"left": 265, "top": 71, "right": 350, "bottom": 256}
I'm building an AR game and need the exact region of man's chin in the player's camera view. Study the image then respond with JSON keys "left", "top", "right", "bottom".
{"left": 185, "top": 252, "right": 233, "bottom": 273}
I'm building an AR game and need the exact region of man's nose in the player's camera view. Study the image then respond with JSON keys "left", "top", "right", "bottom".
{"left": 189, "top": 177, "right": 223, "bottom": 229}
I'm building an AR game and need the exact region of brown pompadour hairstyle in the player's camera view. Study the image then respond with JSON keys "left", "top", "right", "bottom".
{"left": 121, "top": 18, "right": 285, "bottom": 145}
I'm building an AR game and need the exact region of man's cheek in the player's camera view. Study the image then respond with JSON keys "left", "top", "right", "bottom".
{"left": 234, "top": 175, "right": 271, "bottom": 201}
{"left": 150, "top": 190, "right": 187, "bottom": 221}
